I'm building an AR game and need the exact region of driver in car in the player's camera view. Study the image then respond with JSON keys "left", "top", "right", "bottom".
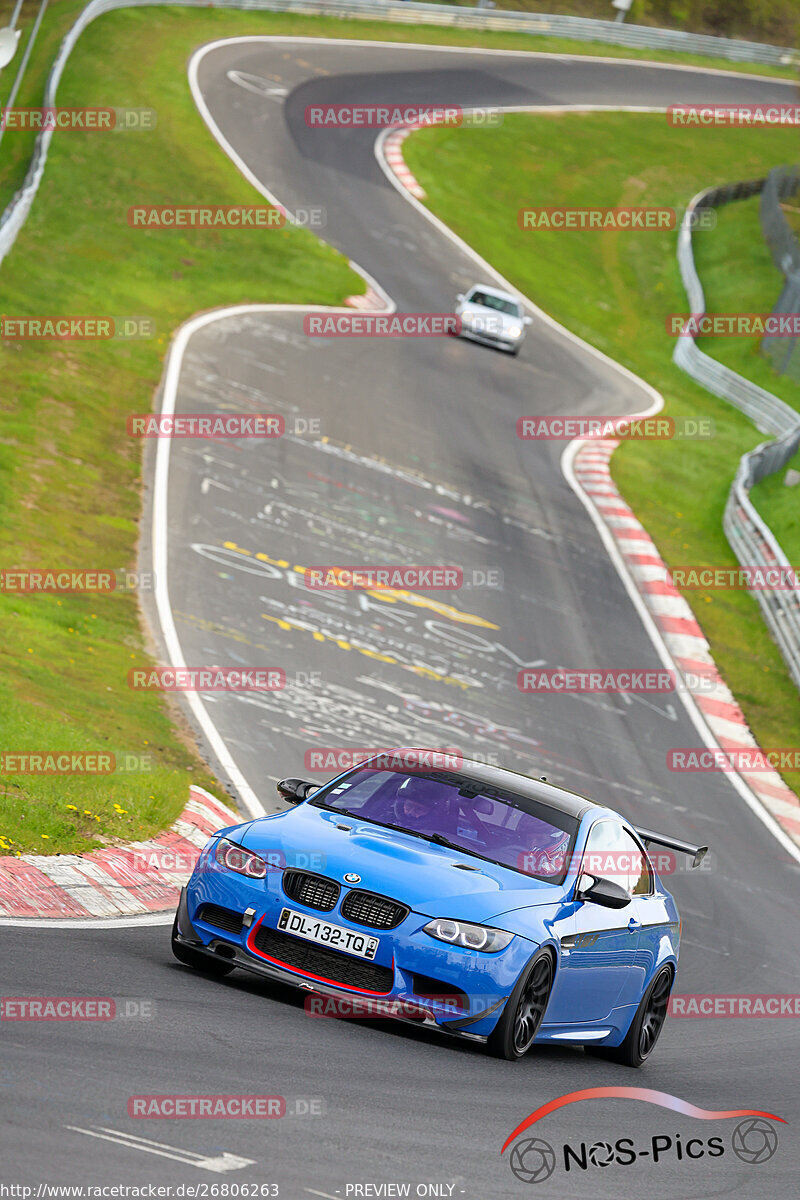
{"left": 387, "top": 775, "right": 442, "bottom": 833}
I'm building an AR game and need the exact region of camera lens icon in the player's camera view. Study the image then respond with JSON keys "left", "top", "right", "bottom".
{"left": 509, "top": 1137, "right": 556, "bottom": 1184}
{"left": 731, "top": 1118, "right": 778, "bottom": 1165}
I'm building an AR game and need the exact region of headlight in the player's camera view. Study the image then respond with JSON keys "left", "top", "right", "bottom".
{"left": 507, "top": 325, "right": 522, "bottom": 338}
{"left": 214, "top": 838, "right": 267, "bottom": 879}
{"left": 423, "top": 918, "right": 514, "bottom": 953}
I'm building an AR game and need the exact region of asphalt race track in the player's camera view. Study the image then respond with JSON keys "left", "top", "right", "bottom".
{"left": 3, "top": 38, "right": 799, "bottom": 1198}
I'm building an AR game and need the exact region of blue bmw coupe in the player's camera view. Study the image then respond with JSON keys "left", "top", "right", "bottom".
{"left": 172, "top": 752, "right": 707, "bottom": 1065}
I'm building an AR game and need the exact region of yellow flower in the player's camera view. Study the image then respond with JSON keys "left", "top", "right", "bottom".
{"left": 83, "top": 810, "right": 92, "bottom": 815}
{"left": 66, "top": 804, "right": 78, "bottom": 811}
{"left": 41, "top": 834, "right": 50, "bottom": 839}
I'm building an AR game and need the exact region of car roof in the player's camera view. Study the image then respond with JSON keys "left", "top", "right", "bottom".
{"left": 370, "top": 751, "right": 599, "bottom": 821}
{"left": 465, "top": 284, "right": 520, "bottom": 303}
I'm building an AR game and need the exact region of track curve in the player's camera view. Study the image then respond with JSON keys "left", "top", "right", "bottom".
{"left": 5, "top": 39, "right": 799, "bottom": 1196}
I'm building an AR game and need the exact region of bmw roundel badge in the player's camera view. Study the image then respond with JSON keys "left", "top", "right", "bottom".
{"left": 343, "top": 872, "right": 361, "bottom": 884}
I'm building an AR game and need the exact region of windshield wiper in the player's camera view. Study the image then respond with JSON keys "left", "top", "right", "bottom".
{"left": 427, "top": 833, "right": 466, "bottom": 853}
{"left": 426, "top": 833, "right": 503, "bottom": 870}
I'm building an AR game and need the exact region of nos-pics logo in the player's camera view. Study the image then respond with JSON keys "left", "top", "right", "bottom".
{"left": 502, "top": 1087, "right": 782, "bottom": 1184}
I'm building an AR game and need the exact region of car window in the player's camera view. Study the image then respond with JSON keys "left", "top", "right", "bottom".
{"left": 311, "top": 767, "right": 577, "bottom": 882}
{"left": 582, "top": 820, "right": 653, "bottom": 896}
{"left": 466, "top": 290, "right": 520, "bottom": 317}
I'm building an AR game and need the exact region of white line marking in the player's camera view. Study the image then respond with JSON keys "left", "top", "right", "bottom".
{"left": 0, "top": 911, "right": 174, "bottom": 929}
{"left": 226, "top": 69, "right": 287, "bottom": 99}
{"left": 65, "top": 1126, "right": 255, "bottom": 1172}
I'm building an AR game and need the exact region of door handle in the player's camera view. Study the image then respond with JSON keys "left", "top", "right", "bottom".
{"left": 627, "top": 917, "right": 641, "bottom": 931}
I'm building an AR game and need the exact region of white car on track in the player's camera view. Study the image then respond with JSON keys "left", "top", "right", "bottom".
{"left": 453, "top": 284, "right": 531, "bottom": 355}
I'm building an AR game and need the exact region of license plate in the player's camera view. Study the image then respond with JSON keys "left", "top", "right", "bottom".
{"left": 277, "top": 907, "right": 380, "bottom": 960}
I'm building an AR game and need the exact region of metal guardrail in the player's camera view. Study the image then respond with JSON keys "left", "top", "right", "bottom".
{"left": 0, "top": 0, "right": 798, "bottom": 262}
{"left": 760, "top": 165, "right": 800, "bottom": 381}
{"left": 675, "top": 182, "right": 800, "bottom": 693}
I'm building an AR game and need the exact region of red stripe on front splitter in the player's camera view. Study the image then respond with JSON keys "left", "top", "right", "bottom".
{"left": 245, "top": 916, "right": 394, "bottom": 996}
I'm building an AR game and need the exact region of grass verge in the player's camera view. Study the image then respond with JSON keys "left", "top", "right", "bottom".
{"left": 403, "top": 110, "right": 800, "bottom": 796}
{"left": 0, "top": 6, "right": 360, "bottom": 855}
{"left": 690, "top": 193, "right": 800, "bottom": 567}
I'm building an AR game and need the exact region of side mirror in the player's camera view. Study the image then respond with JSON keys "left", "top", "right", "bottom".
{"left": 576, "top": 873, "right": 631, "bottom": 910}
{"left": 456, "top": 293, "right": 465, "bottom": 303}
{"left": 523, "top": 315, "right": 532, "bottom": 326}
{"left": 276, "top": 777, "right": 317, "bottom": 804}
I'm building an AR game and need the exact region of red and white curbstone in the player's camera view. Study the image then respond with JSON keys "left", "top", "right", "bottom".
{"left": 0, "top": 786, "right": 238, "bottom": 919}
{"left": 382, "top": 126, "right": 427, "bottom": 199}
{"left": 574, "top": 439, "right": 800, "bottom": 849}
{"left": 345, "top": 282, "right": 388, "bottom": 310}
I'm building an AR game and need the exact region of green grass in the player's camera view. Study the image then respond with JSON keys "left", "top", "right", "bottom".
{"left": 751, "top": 451, "right": 800, "bottom": 566}
{"left": 693, "top": 194, "right": 800, "bottom": 568}
{"left": 693, "top": 194, "right": 800, "bottom": 412}
{"left": 403, "top": 111, "right": 800, "bottom": 796}
{"left": 0, "top": 7, "right": 361, "bottom": 855}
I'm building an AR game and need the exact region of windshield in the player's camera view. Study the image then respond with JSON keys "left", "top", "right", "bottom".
{"left": 467, "top": 290, "right": 521, "bottom": 318}
{"left": 310, "top": 768, "right": 577, "bottom": 883}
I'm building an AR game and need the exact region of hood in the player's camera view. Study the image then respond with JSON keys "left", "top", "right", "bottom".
{"left": 239, "top": 805, "right": 564, "bottom": 923}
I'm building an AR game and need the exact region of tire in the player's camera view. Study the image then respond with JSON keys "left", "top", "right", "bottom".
{"left": 487, "top": 948, "right": 554, "bottom": 1061}
{"left": 171, "top": 914, "right": 235, "bottom": 977}
{"left": 589, "top": 965, "right": 674, "bottom": 1068}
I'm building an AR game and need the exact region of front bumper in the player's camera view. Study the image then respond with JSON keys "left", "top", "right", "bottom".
{"left": 456, "top": 323, "right": 521, "bottom": 352}
{"left": 176, "top": 864, "right": 535, "bottom": 1042}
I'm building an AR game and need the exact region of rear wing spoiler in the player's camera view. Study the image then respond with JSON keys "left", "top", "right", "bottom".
{"left": 635, "top": 826, "right": 709, "bottom": 870}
